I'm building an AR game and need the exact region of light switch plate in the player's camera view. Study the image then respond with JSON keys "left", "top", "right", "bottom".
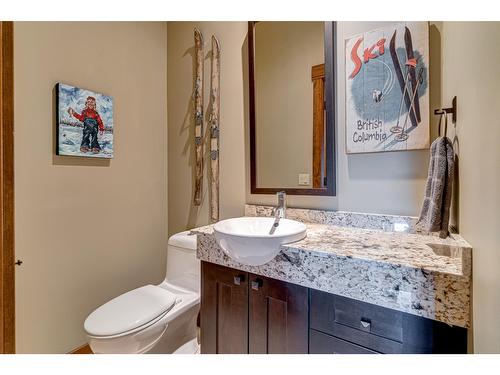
{"left": 298, "top": 173, "right": 310, "bottom": 186}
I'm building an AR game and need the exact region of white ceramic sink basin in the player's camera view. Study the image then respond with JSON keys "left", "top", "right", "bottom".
{"left": 213, "top": 217, "right": 307, "bottom": 266}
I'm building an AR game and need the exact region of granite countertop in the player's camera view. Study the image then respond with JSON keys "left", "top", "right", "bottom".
{"left": 193, "top": 222, "right": 471, "bottom": 278}
{"left": 192, "top": 205, "right": 472, "bottom": 328}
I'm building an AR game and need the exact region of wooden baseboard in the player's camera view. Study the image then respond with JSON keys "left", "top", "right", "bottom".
{"left": 69, "top": 344, "right": 93, "bottom": 354}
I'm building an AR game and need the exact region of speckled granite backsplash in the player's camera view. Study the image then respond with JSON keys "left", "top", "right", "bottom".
{"left": 194, "top": 205, "right": 472, "bottom": 328}
{"left": 245, "top": 204, "right": 422, "bottom": 233}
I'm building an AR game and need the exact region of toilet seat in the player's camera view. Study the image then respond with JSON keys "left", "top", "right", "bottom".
{"left": 84, "top": 285, "right": 177, "bottom": 337}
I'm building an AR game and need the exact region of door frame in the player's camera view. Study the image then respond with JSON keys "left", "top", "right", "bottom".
{"left": 0, "top": 20, "right": 15, "bottom": 354}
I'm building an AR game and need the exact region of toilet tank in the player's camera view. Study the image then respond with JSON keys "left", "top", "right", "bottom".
{"left": 166, "top": 231, "right": 200, "bottom": 293}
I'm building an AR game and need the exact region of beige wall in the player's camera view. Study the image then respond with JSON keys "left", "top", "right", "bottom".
{"left": 14, "top": 22, "right": 168, "bottom": 353}
{"left": 439, "top": 22, "right": 500, "bottom": 353}
{"left": 255, "top": 22, "right": 324, "bottom": 188}
{"left": 167, "top": 22, "right": 247, "bottom": 235}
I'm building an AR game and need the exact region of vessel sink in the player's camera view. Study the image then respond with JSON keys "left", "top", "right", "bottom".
{"left": 213, "top": 217, "right": 307, "bottom": 266}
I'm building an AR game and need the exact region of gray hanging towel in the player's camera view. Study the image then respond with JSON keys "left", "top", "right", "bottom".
{"left": 417, "top": 136, "right": 455, "bottom": 238}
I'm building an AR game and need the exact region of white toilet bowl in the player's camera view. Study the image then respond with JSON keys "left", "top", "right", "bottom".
{"left": 84, "top": 231, "right": 200, "bottom": 354}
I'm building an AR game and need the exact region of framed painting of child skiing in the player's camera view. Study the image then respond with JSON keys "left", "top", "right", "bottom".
{"left": 345, "top": 22, "right": 429, "bottom": 154}
{"left": 56, "top": 83, "right": 114, "bottom": 158}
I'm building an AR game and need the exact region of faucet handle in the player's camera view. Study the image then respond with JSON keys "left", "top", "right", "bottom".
{"left": 276, "top": 191, "right": 286, "bottom": 219}
{"left": 277, "top": 191, "right": 286, "bottom": 205}
{"left": 277, "top": 191, "right": 286, "bottom": 202}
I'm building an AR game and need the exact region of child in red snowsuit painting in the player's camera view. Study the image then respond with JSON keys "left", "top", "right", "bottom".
{"left": 68, "top": 96, "right": 105, "bottom": 154}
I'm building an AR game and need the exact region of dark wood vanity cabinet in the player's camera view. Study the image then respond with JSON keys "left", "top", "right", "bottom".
{"left": 201, "top": 261, "right": 467, "bottom": 354}
{"left": 309, "top": 289, "right": 467, "bottom": 354}
{"left": 200, "top": 261, "right": 249, "bottom": 353}
{"left": 248, "top": 273, "right": 308, "bottom": 353}
{"left": 201, "top": 262, "right": 308, "bottom": 354}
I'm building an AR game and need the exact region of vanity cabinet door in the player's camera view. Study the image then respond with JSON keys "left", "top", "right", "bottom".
{"left": 201, "top": 262, "right": 249, "bottom": 354}
{"left": 248, "top": 273, "right": 308, "bottom": 354}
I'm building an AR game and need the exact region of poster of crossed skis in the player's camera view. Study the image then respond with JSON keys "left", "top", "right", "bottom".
{"left": 345, "top": 22, "right": 430, "bottom": 154}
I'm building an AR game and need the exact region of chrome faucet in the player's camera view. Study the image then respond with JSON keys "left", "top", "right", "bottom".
{"left": 275, "top": 191, "right": 286, "bottom": 219}
{"left": 270, "top": 191, "right": 286, "bottom": 235}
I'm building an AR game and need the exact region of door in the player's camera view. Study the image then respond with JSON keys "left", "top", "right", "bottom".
{"left": 200, "top": 262, "right": 248, "bottom": 354}
{"left": 248, "top": 273, "right": 308, "bottom": 353}
{"left": 0, "top": 21, "right": 15, "bottom": 354}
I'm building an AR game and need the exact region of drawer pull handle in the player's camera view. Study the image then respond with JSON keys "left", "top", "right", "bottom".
{"left": 251, "top": 279, "right": 263, "bottom": 290}
{"left": 234, "top": 275, "right": 244, "bottom": 285}
{"left": 360, "top": 319, "right": 371, "bottom": 330}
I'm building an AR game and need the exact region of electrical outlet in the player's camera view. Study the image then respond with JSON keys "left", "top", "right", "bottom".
{"left": 298, "top": 173, "right": 310, "bottom": 186}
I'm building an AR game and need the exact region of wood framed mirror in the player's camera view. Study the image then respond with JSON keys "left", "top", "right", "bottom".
{"left": 249, "top": 21, "right": 336, "bottom": 196}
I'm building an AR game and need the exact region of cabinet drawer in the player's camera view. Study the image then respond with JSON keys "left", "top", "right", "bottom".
{"left": 309, "top": 329, "right": 378, "bottom": 354}
{"left": 310, "top": 289, "right": 403, "bottom": 353}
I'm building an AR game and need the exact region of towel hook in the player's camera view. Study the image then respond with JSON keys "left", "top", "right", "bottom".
{"left": 434, "top": 96, "right": 457, "bottom": 124}
{"left": 438, "top": 112, "right": 448, "bottom": 137}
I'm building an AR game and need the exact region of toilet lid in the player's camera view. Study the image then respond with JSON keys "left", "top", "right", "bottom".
{"left": 84, "top": 285, "right": 177, "bottom": 337}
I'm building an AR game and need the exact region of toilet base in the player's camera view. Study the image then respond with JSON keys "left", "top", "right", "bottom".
{"left": 145, "top": 303, "right": 199, "bottom": 354}
{"left": 173, "top": 338, "right": 200, "bottom": 354}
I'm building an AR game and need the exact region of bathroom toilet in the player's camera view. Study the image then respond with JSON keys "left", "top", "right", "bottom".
{"left": 84, "top": 231, "right": 200, "bottom": 354}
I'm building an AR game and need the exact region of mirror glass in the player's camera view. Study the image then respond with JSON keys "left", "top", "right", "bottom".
{"left": 253, "top": 22, "right": 329, "bottom": 191}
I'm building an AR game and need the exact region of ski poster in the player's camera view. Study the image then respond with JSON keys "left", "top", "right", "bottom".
{"left": 345, "top": 22, "right": 429, "bottom": 154}
{"left": 56, "top": 83, "right": 114, "bottom": 158}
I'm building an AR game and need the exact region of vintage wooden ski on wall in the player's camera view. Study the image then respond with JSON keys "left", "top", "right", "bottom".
{"left": 193, "top": 28, "right": 204, "bottom": 206}
{"left": 209, "top": 35, "right": 221, "bottom": 222}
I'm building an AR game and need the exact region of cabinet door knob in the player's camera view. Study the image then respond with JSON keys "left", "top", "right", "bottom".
{"left": 234, "top": 275, "right": 245, "bottom": 285}
{"left": 360, "top": 318, "right": 371, "bottom": 330}
{"left": 251, "top": 279, "right": 263, "bottom": 290}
